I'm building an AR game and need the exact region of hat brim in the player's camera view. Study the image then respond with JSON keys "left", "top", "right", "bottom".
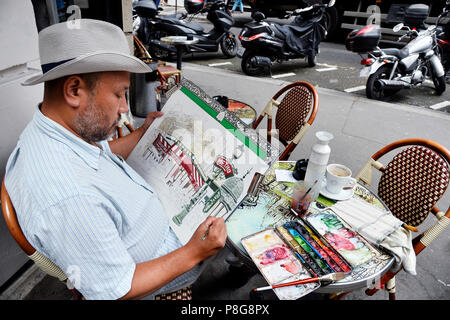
{"left": 22, "top": 51, "right": 156, "bottom": 86}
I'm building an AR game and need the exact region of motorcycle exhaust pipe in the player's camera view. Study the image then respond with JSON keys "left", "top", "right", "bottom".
{"left": 149, "top": 39, "right": 177, "bottom": 53}
{"left": 374, "top": 79, "right": 412, "bottom": 91}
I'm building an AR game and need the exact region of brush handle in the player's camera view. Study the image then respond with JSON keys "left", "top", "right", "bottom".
{"left": 255, "top": 277, "right": 320, "bottom": 291}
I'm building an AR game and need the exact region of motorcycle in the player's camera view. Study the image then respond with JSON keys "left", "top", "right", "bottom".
{"left": 346, "top": 3, "right": 448, "bottom": 100}
{"left": 133, "top": 0, "right": 237, "bottom": 61}
{"left": 436, "top": 7, "right": 450, "bottom": 81}
{"left": 237, "top": 0, "right": 335, "bottom": 76}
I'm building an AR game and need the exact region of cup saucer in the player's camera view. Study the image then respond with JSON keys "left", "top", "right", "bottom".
{"left": 320, "top": 184, "right": 354, "bottom": 201}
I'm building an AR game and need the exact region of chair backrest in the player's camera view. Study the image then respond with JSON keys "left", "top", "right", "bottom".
{"left": 252, "top": 81, "right": 318, "bottom": 160}
{"left": 370, "top": 139, "right": 449, "bottom": 227}
{"left": 1, "top": 177, "right": 69, "bottom": 283}
{"left": 1, "top": 177, "right": 35, "bottom": 256}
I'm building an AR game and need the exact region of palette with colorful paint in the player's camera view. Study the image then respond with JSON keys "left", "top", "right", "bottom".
{"left": 241, "top": 228, "right": 320, "bottom": 300}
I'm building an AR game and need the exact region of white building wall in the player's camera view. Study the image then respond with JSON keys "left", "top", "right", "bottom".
{"left": 0, "top": 0, "right": 44, "bottom": 287}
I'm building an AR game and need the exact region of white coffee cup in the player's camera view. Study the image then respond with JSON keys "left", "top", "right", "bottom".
{"left": 325, "top": 164, "right": 357, "bottom": 194}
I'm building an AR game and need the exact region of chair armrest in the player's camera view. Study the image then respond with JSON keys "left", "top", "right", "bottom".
{"left": 419, "top": 214, "right": 450, "bottom": 249}
{"left": 355, "top": 158, "right": 385, "bottom": 186}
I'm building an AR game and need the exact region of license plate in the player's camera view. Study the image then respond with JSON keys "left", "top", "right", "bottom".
{"left": 359, "top": 65, "right": 372, "bottom": 77}
{"left": 237, "top": 47, "right": 245, "bottom": 58}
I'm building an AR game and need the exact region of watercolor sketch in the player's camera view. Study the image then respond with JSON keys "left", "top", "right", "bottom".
{"left": 226, "top": 162, "right": 298, "bottom": 252}
{"left": 127, "top": 80, "right": 279, "bottom": 244}
{"left": 241, "top": 228, "right": 320, "bottom": 300}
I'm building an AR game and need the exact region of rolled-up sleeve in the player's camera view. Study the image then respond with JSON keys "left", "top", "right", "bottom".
{"left": 35, "top": 194, "right": 136, "bottom": 300}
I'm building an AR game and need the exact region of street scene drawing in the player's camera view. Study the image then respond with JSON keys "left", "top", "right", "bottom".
{"left": 127, "top": 80, "right": 278, "bottom": 244}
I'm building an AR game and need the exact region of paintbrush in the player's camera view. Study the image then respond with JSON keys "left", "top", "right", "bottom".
{"left": 253, "top": 272, "right": 345, "bottom": 292}
{"left": 299, "top": 179, "right": 318, "bottom": 201}
{"left": 201, "top": 225, "right": 211, "bottom": 241}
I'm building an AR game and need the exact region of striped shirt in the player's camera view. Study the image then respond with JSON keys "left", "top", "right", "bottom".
{"left": 5, "top": 106, "right": 201, "bottom": 300}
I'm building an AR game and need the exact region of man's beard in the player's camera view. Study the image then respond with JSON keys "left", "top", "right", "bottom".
{"left": 73, "top": 99, "right": 120, "bottom": 144}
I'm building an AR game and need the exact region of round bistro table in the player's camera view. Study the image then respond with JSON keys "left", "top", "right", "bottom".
{"left": 160, "top": 36, "right": 199, "bottom": 71}
{"left": 225, "top": 161, "right": 394, "bottom": 294}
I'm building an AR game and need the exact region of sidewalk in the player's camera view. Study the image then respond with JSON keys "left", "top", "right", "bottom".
{"left": 1, "top": 62, "right": 449, "bottom": 300}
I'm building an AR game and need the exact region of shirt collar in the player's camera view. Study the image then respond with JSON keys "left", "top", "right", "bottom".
{"left": 33, "top": 105, "right": 102, "bottom": 170}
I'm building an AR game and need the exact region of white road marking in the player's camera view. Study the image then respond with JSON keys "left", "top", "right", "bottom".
{"left": 208, "top": 62, "right": 233, "bottom": 67}
{"left": 429, "top": 101, "right": 450, "bottom": 110}
{"left": 316, "top": 67, "right": 338, "bottom": 72}
{"left": 344, "top": 85, "right": 366, "bottom": 93}
{"left": 271, "top": 72, "right": 296, "bottom": 79}
{"left": 317, "top": 63, "right": 338, "bottom": 67}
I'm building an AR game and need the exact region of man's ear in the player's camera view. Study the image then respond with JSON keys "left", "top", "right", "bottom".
{"left": 63, "top": 75, "right": 89, "bottom": 108}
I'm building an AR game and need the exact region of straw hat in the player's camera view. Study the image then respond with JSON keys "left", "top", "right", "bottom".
{"left": 23, "top": 18, "right": 154, "bottom": 86}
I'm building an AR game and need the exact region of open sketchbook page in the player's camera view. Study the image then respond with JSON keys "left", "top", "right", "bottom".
{"left": 126, "top": 79, "right": 280, "bottom": 244}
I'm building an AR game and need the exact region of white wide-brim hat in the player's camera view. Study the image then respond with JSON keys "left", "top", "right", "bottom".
{"left": 23, "top": 18, "right": 154, "bottom": 86}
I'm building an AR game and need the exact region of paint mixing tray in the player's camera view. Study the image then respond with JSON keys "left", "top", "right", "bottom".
{"left": 241, "top": 228, "right": 320, "bottom": 300}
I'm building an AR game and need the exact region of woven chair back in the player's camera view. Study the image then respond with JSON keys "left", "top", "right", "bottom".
{"left": 275, "top": 84, "right": 315, "bottom": 143}
{"left": 378, "top": 145, "right": 449, "bottom": 226}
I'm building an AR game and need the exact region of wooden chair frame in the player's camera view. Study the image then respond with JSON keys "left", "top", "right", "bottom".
{"left": 351, "top": 138, "right": 450, "bottom": 300}
{"left": 252, "top": 81, "right": 319, "bottom": 160}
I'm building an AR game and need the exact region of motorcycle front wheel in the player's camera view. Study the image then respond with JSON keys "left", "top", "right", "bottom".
{"left": 241, "top": 50, "right": 268, "bottom": 76}
{"left": 220, "top": 35, "right": 238, "bottom": 58}
{"left": 307, "top": 54, "right": 317, "bottom": 67}
{"left": 431, "top": 71, "right": 446, "bottom": 95}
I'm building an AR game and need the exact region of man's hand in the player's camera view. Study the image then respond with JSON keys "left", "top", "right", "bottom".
{"left": 186, "top": 216, "right": 227, "bottom": 262}
{"left": 141, "top": 111, "right": 164, "bottom": 132}
{"left": 120, "top": 216, "right": 226, "bottom": 300}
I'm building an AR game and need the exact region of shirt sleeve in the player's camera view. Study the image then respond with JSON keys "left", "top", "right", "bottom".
{"left": 34, "top": 194, "right": 136, "bottom": 300}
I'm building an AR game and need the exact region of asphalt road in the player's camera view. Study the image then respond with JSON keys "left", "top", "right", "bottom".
{"left": 177, "top": 14, "right": 450, "bottom": 114}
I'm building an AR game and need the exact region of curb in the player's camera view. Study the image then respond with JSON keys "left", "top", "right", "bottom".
{"left": 0, "top": 264, "right": 46, "bottom": 300}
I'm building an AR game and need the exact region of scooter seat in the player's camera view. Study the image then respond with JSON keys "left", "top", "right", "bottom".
{"left": 270, "top": 24, "right": 286, "bottom": 40}
{"left": 159, "top": 17, "right": 204, "bottom": 33}
{"left": 383, "top": 48, "right": 409, "bottom": 59}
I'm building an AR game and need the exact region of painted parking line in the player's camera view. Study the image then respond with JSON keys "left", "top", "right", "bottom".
{"left": 208, "top": 62, "right": 233, "bottom": 67}
{"left": 429, "top": 101, "right": 450, "bottom": 110}
{"left": 316, "top": 67, "right": 338, "bottom": 72}
{"left": 344, "top": 85, "right": 366, "bottom": 93}
{"left": 272, "top": 72, "right": 296, "bottom": 79}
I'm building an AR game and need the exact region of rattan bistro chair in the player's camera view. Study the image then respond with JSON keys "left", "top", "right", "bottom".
{"left": 252, "top": 81, "right": 318, "bottom": 160}
{"left": 352, "top": 138, "right": 450, "bottom": 300}
{"left": 1, "top": 177, "right": 83, "bottom": 299}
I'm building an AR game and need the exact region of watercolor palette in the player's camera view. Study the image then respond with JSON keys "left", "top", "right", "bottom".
{"left": 303, "top": 209, "right": 381, "bottom": 267}
{"left": 280, "top": 221, "right": 352, "bottom": 276}
{"left": 241, "top": 228, "right": 320, "bottom": 300}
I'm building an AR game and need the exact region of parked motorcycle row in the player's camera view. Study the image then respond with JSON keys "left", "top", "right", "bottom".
{"left": 133, "top": 0, "right": 450, "bottom": 101}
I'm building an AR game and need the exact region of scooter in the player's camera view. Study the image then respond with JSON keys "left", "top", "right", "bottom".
{"left": 346, "top": 3, "right": 448, "bottom": 100}
{"left": 237, "top": 0, "right": 335, "bottom": 76}
{"left": 134, "top": 0, "right": 237, "bottom": 61}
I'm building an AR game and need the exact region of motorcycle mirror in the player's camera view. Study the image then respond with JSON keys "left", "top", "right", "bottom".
{"left": 393, "top": 23, "right": 404, "bottom": 32}
{"left": 328, "top": 0, "right": 336, "bottom": 7}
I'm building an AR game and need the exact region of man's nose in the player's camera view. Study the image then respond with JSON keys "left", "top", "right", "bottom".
{"left": 119, "top": 95, "right": 129, "bottom": 114}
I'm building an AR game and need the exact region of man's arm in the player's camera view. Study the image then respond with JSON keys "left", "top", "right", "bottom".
{"left": 120, "top": 216, "right": 227, "bottom": 300}
{"left": 109, "top": 111, "right": 163, "bottom": 159}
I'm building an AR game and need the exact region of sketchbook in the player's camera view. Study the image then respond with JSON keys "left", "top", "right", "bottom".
{"left": 126, "top": 79, "right": 280, "bottom": 244}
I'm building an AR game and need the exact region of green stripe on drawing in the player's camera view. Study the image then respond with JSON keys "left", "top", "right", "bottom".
{"left": 181, "top": 86, "right": 267, "bottom": 160}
